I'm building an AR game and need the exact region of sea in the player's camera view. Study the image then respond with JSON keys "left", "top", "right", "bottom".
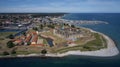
{"left": 0, "top": 13, "right": 120, "bottom": 67}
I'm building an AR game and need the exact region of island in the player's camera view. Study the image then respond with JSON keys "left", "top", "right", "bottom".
{"left": 0, "top": 13, "right": 119, "bottom": 58}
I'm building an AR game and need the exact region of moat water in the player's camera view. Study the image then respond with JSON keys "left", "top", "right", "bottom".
{"left": 0, "top": 13, "right": 120, "bottom": 67}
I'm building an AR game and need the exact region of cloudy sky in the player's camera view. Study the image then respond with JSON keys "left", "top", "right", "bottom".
{"left": 0, "top": 0, "right": 120, "bottom": 13}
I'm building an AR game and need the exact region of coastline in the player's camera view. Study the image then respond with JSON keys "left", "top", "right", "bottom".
{"left": 45, "top": 28, "right": 119, "bottom": 57}
{"left": 0, "top": 28, "right": 119, "bottom": 58}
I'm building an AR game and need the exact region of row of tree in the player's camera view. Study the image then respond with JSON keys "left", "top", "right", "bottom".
{"left": 3, "top": 49, "right": 47, "bottom": 56}
{"left": 3, "top": 50, "right": 16, "bottom": 56}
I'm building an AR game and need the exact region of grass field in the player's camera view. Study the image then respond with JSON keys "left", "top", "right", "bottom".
{"left": 52, "top": 33, "right": 107, "bottom": 53}
{"left": 0, "top": 29, "right": 107, "bottom": 55}
{"left": 0, "top": 32, "right": 16, "bottom": 38}
{"left": 41, "top": 31, "right": 67, "bottom": 44}
{"left": 0, "top": 32, "right": 17, "bottom": 55}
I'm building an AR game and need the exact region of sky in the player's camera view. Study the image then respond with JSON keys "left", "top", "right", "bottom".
{"left": 0, "top": 0, "right": 120, "bottom": 13}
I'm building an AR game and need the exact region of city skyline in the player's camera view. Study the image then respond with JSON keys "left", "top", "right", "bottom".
{"left": 0, "top": 0, "right": 120, "bottom": 13}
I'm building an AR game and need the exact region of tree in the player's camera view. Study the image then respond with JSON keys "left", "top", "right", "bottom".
{"left": 71, "top": 25, "right": 75, "bottom": 28}
{"left": 47, "top": 25, "right": 55, "bottom": 29}
{"left": 0, "top": 46, "right": 2, "bottom": 49}
{"left": 8, "top": 34, "right": 14, "bottom": 39}
{"left": 33, "top": 27, "right": 38, "bottom": 31}
{"left": 11, "top": 50, "right": 16, "bottom": 54}
{"left": 39, "top": 24, "right": 43, "bottom": 29}
{"left": 21, "top": 42, "right": 24, "bottom": 45}
{"left": 7, "top": 41, "right": 15, "bottom": 48}
{"left": 41, "top": 49, "right": 47, "bottom": 54}
{"left": 27, "top": 42, "right": 31, "bottom": 45}
{"left": 3, "top": 51, "right": 9, "bottom": 55}
{"left": 22, "top": 32, "right": 26, "bottom": 36}
{"left": 44, "top": 23, "right": 46, "bottom": 25}
{"left": 0, "top": 22, "right": 3, "bottom": 26}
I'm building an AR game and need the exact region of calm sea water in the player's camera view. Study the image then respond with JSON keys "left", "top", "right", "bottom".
{"left": 0, "top": 13, "right": 120, "bottom": 67}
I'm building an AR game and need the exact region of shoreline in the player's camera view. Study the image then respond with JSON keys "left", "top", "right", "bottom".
{"left": 45, "top": 28, "right": 119, "bottom": 57}
{"left": 0, "top": 28, "right": 119, "bottom": 58}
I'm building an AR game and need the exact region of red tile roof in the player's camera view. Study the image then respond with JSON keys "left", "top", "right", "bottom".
{"left": 15, "top": 39, "right": 22, "bottom": 43}
{"left": 25, "top": 34, "right": 32, "bottom": 42}
{"left": 31, "top": 32, "right": 38, "bottom": 43}
{"left": 32, "top": 35, "right": 38, "bottom": 42}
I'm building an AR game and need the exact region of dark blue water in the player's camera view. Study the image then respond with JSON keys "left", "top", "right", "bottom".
{"left": 0, "top": 29, "right": 27, "bottom": 37}
{"left": 0, "top": 29, "right": 20, "bottom": 32}
{"left": 40, "top": 36, "right": 54, "bottom": 47}
{"left": 14, "top": 29, "right": 27, "bottom": 36}
{"left": 0, "top": 13, "right": 120, "bottom": 67}
{"left": 63, "top": 13, "right": 120, "bottom": 50}
{"left": 46, "top": 38, "right": 54, "bottom": 47}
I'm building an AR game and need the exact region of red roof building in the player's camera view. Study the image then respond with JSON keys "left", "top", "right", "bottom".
{"left": 25, "top": 34, "right": 32, "bottom": 42}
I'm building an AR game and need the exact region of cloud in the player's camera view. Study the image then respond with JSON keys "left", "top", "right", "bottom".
{"left": 0, "top": 5, "right": 119, "bottom": 13}
{"left": 0, "top": 0, "right": 120, "bottom": 13}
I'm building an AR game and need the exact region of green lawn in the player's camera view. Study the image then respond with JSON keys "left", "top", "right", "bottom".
{"left": 0, "top": 32, "right": 16, "bottom": 38}
{"left": 43, "top": 39, "right": 48, "bottom": 45}
{"left": 41, "top": 31, "right": 67, "bottom": 44}
{"left": 0, "top": 32, "right": 17, "bottom": 53}
{"left": 52, "top": 33, "right": 107, "bottom": 53}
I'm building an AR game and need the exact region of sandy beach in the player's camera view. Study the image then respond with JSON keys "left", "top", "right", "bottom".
{"left": 0, "top": 28, "right": 119, "bottom": 58}
{"left": 45, "top": 28, "right": 119, "bottom": 57}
